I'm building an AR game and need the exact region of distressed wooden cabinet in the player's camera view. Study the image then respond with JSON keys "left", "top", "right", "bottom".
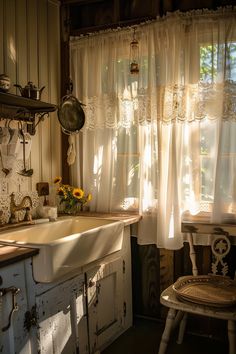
{"left": 0, "top": 224, "right": 133, "bottom": 354}
{"left": 0, "top": 261, "right": 31, "bottom": 354}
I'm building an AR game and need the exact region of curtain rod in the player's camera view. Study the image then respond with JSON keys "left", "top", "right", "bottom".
{"left": 70, "top": 6, "right": 236, "bottom": 39}
{"left": 70, "top": 16, "right": 157, "bottom": 37}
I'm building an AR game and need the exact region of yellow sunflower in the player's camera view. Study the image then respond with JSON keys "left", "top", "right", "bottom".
{"left": 58, "top": 186, "right": 65, "bottom": 196}
{"left": 53, "top": 176, "right": 62, "bottom": 184}
{"left": 87, "top": 193, "right": 92, "bottom": 202}
{"left": 73, "top": 188, "right": 84, "bottom": 199}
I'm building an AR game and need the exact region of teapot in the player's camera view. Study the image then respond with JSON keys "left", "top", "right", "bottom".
{"left": 14, "top": 81, "right": 45, "bottom": 100}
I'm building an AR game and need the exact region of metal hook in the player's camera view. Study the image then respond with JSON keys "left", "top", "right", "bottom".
{"left": 0, "top": 286, "right": 20, "bottom": 332}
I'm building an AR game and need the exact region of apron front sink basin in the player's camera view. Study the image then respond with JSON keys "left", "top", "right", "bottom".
{"left": 0, "top": 216, "right": 124, "bottom": 283}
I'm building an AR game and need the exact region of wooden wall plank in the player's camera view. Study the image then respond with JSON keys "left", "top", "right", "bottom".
{"left": 0, "top": 0, "right": 4, "bottom": 72}
{"left": 47, "top": 0, "right": 61, "bottom": 184}
{"left": 38, "top": 0, "right": 50, "bottom": 183}
{"left": 3, "top": 0, "right": 19, "bottom": 194}
{"left": 60, "top": 4, "right": 70, "bottom": 184}
{"left": 15, "top": 0, "right": 28, "bottom": 92}
{"left": 4, "top": 0, "right": 16, "bottom": 93}
{"left": 131, "top": 238, "right": 161, "bottom": 319}
{"left": 14, "top": 0, "right": 29, "bottom": 193}
{"left": 27, "top": 0, "right": 41, "bottom": 190}
{"left": 26, "top": 0, "right": 38, "bottom": 84}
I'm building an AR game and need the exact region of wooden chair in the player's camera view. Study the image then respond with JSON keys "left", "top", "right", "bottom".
{"left": 158, "top": 226, "right": 236, "bottom": 354}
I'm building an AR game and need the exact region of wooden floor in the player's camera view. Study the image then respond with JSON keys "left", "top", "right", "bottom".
{"left": 101, "top": 317, "right": 228, "bottom": 354}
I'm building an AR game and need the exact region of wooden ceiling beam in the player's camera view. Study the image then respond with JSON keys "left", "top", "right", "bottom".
{"left": 61, "top": 0, "right": 105, "bottom": 4}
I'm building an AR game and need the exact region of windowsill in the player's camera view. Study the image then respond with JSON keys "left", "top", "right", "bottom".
{"left": 182, "top": 211, "right": 212, "bottom": 223}
{"left": 182, "top": 211, "right": 236, "bottom": 237}
{"left": 182, "top": 210, "right": 236, "bottom": 224}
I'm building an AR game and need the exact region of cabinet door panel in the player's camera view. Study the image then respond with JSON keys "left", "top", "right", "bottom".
{"left": 36, "top": 274, "right": 88, "bottom": 354}
{"left": 96, "top": 273, "right": 117, "bottom": 333}
{"left": 36, "top": 286, "right": 76, "bottom": 354}
{"left": 75, "top": 289, "right": 89, "bottom": 354}
{"left": 87, "top": 257, "right": 124, "bottom": 353}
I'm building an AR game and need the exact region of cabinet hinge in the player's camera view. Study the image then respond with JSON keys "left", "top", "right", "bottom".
{"left": 24, "top": 305, "right": 38, "bottom": 332}
{"left": 123, "top": 260, "right": 125, "bottom": 274}
{"left": 123, "top": 301, "right": 127, "bottom": 317}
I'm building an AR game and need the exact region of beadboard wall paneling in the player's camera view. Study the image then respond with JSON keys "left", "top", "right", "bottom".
{"left": 48, "top": 0, "right": 61, "bottom": 182}
{"left": 0, "top": 1, "right": 3, "bottom": 71}
{"left": 0, "top": 0, "right": 61, "bottom": 199}
{"left": 27, "top": 0, "right": 41, "bottom": 190}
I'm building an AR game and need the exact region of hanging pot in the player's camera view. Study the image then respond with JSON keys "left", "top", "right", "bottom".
{"left": 57, "top": 94, "right": 85, "bottom": 134}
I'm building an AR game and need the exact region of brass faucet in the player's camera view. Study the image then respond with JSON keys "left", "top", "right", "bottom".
{"left": 9, "top": 193, "right": 33, "bottom": 223}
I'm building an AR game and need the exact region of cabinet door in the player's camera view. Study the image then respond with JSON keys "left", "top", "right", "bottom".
{"left": 36, "top": 273, "right": 89, "bottom": 354}
{"left": 87, "top": 257, "right": 124, "bottom": 353}
{"left": 0, "top": 261, "right": 31, "bottom": 354}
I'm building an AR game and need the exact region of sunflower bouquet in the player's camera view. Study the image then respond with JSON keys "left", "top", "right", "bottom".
{"left": 53, "top": 177, "right": 92, "bottom": 214}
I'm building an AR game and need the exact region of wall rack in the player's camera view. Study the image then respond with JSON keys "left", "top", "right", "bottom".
{"left": 0, "top": 92, "right": 57, "bottom": 135}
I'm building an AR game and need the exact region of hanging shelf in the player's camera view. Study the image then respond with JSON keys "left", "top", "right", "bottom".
{"left": 0, "top": 92, "right": 57, "bottom": 135}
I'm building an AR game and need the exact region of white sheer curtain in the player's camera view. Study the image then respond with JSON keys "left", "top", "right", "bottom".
{"left": 70, "top": 8, "right": 236, "bottom": 249}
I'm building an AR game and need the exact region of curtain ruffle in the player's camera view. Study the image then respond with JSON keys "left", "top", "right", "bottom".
{"left": 82, "top": 81, "right": 236, "bottom": 129}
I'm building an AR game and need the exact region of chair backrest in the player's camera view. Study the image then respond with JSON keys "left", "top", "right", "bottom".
{"left": 178, "top": 230, "right": 236, "bottom": 310}
{"left": 211, "top": 233, "right": 231, "bottom": 276}
{"left": 186, "top": 227, "right": 231, "bottom": 277}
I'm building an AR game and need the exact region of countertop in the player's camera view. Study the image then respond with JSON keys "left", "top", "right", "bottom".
{"left": 0, "top": 212, "right": 141, "bottom": 267}
{"left": 0, "top": 244, "right": 39, "bottom": 267}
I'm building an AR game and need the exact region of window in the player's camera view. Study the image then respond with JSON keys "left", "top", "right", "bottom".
{"left": 200, "top": 42, "right": 236, "bottom": 210}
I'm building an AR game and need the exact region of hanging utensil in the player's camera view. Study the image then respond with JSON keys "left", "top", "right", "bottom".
{"left": 17, "top": 127, "right": 33, "bottom": 177}
{"left": 57, "top": 94, "right": 85, "bottom": 134}
{"left": 0, "top": 126, "right": 11, "bottom": 176}
{"left": 0, "top": 147, "right": 10, "bottom": 176}
{"left": 67, "top": 134, "right": 76, "bottom": 165}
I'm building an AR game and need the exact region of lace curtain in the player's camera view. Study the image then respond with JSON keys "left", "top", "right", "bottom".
{"left": 70, "top": 8, "right": 236, "bottom": 249}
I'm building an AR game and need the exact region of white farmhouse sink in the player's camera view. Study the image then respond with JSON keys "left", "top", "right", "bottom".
{"left": 0, "top": 216, "right": 124, "bottom": 283}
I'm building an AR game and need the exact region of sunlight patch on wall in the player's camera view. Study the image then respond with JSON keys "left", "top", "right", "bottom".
{"left": 8, "top": 36, "right": 16, "bottom": 64}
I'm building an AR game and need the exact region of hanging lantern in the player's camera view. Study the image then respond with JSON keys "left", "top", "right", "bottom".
{"left": 129, "top": 28, "right": 139, "bottom": 75}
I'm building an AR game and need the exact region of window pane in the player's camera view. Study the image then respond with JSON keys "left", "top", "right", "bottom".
{"left": 200, "top": 42, "right": 236, "bottom": 82}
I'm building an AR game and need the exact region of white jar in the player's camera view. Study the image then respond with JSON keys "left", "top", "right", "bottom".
{"left": 37, "top": 206, "right": 58, "bottom": 221}
{"left": 0, "top": 74, "right": 11, "bottom": 92}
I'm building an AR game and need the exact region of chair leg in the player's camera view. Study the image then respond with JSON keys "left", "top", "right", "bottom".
{"left": 158, "top": 308, "right": 176, "bottom": 354}
{"left": 177, "top": 312, "right": 188, "bottom": 344}
{"left": 172, "top": 310, "right": 184, "bottom": 330}
{"left": 228, "top": 320, "right": 236, "bottom": 354}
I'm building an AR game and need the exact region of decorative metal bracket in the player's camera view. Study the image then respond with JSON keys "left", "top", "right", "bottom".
{"left": 0, "top": 92, "right": 57, "bottom": 135}
{"left": 0, "top": 286, "right": 20, "bottom": 332}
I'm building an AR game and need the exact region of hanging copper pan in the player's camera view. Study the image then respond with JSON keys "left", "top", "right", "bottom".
{"left": 57, "top": 94, "right": 85, "bottom": 134}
